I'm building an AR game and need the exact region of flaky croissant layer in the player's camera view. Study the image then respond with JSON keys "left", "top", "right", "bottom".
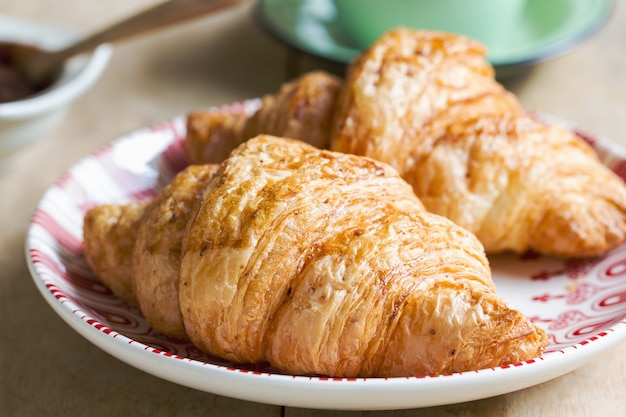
{"left": 84, "top": 135, "right": 547, "bottom": 377}
{"left": 331, "top": 29, "right": 626, "bottom": 257}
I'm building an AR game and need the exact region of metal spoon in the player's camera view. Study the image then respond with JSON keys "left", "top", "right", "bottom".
{"left": 12, "top": 0, "right": 243, "bottom": 88}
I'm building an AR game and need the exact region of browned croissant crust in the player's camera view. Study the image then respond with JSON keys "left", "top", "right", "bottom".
{"left": 83, "top": 200, "right": 150, "bottom": 306}
{"left": 83, "top": 135, "right": 546, "bottom": 377}
{"left": 132, "top": 164, "right": 219, "bottom": 338}
{"left": 330, "top": 29, "right": 626, "bottom": 257}
{"left": 179, "top": 135, "right": 546, "bottom": 377}
{"left": 185, "top": 70, "right": 342, "bottom": 164}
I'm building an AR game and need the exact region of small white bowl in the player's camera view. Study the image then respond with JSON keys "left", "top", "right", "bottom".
{"left": 0, "top": 15, "right": 112, "bottom": 170}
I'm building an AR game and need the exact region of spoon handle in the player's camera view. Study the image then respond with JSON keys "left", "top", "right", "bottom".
{"left": 30, "top": 0, "right": 243, "bottom": 82}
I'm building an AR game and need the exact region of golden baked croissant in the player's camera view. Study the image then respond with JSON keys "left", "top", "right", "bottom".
{"left": 84, "top": 164, "right": 218, "bottom": 337}
{"left": 184, "top": 29, "right": 626, "bottom": 258}
{"left": 131, "top": 164, "right": 219, "bottom": 338}
{"left": 83, "top": 200, "right": 150, "bottom": 306}
{"left": 85, "top": 134, "right": 547, "bottom": 377}
{"left": 185, "top": 70, "right": 342, "bottom": 164}
{"left": 330, "top": 28, "right": 626, "bottom": 257}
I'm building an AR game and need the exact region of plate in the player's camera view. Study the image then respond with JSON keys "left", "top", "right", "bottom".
{"left": 255, "top": 0, "right": 613, "bottom": 69}
{"left": 26, "top": 101, "right": 626, "bottom": 410}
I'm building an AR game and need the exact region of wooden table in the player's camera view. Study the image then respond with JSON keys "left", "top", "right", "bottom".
{"left": 1, "top": 1, "right": 625, "bottom": 415}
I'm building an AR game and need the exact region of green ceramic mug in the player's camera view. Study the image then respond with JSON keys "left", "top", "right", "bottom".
{"left": 332, "top": 0, "right": 527, "bottom": 50}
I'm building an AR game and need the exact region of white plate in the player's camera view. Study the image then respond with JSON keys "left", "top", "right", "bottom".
{"left": 26, "top": 102, "right": 626, "bottom": 410}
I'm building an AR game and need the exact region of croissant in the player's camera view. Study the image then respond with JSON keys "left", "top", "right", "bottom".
{"left": 84, "top": 134, "right": 547, "bottom": 377}
{"left": 131, "top": 164, "right": 219, "bottom": 338}
{"left": 184, "top": 30, "right": 626, "bottom": 258}
{"left": 331, "top": 29, "right": 626, "bottom": 257}
{"left": 83, "top": 164, "right": 219, "bottom": 336}
{"left": 185, "top": 70, "right": 342, "bottom": 164}
{"left": 83, "top": 200, "right": 150, "bottom": 306}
